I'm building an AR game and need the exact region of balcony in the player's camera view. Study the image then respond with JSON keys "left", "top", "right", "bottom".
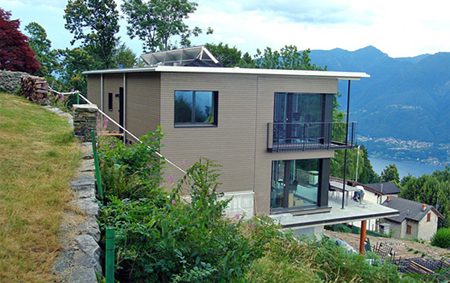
{"left": 267, "top": 122, "right": 357, "bottom": 152}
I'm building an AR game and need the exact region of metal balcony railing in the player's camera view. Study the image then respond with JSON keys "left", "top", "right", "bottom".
{"left": 267, "top": 122, "right": 357, "bottom": 152}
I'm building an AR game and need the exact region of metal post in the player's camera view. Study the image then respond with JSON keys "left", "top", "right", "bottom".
{"left": 91, "top": 131, "right": 104, "bottom": 200}
{"left": 342, "top": 81, "right": 351, "bottom": 209}
{"left": 355, "top": 145, "right": 361, "bottom": 182}
{"left": 105, "top": 227, "right": 115, "bottom": 283}
{"left": 360, "top": 220, "right": 367, "bottom": 255}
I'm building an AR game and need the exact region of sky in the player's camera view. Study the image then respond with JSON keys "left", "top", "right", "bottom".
{"left": 1, "top": 0, "right": 450, "bottom": 58}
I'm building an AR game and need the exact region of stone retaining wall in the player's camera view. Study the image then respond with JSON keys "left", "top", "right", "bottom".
{"left": 0, "top": 70, "right": 28, "bottom": 93}
{"left": 45, "top": 106, "right": 102, "bottom": 283}
{"left": 73, "top": 104, "right": 98, "bottom": 142}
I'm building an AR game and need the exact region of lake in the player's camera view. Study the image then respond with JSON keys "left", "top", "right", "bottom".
{"left": 369, "top": 157, "right": 445, "bottom": 179}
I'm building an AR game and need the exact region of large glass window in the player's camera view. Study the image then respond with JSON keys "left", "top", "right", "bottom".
{"left": 271, "top": 159, "right": 320, "bottom": 211}
{"left": 175, "top": 91, "right": 218, "bottom": 126}
{"left": 273, "top": 93, "right": 325, "bottom": 144}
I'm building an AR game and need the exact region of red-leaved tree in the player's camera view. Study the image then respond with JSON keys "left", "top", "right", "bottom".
{"left": 0, "top": 9, "right": 40, "bottom": 73}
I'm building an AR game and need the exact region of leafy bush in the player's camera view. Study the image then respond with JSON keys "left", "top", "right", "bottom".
{"left": 97, "top": 131, "right": 414, "bottom": 282}
{"left": 431, "top": 228, "right": 450, "bottom": 248}
{"left": 98, "top": 127, "right": 165, "bottom": 200}
{"left": 99, "top": 158, "right": 282, "bottom": 282}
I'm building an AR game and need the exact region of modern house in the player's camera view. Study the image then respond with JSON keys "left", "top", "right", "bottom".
{"left": 83, "top": 46, "right": 399, "bottom": 238}
{"left": 381, "top": 197, "right": 444, "bottom": 240}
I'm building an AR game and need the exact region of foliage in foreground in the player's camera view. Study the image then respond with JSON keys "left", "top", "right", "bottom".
{"left": 97, "top": 135, "right": 417, "bottom": 283}
{"left": 431, "top": 228, "right": 450, "bottom": 248}
{"left": 98, "top": 127, "right": 165, "bottom": 200}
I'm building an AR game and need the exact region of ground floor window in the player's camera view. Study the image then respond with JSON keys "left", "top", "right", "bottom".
{"left": 406, "top": 224, "right": 412, "bottom": 234}
{"left": 271, "top": 159, "right": 320, "bottom": 211}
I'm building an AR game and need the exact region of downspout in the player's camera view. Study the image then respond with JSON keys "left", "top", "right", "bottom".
{"left": 101, "top": 74, "right": 104, "bottom": 112}
{"left": 341, "top": 80, "right": 351, "bottom": 209}
{"left": 123, "top": 73, "right": 127, "bottom": 142}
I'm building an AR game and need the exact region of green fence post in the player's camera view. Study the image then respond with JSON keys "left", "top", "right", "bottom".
{"left": 91, "top": 131, "right": 104, "bottom": 200}
{"left": 77, "top": 92, "right": 80, "bottom": 104}
{"left": 105, "top": 227, "right": 115, "bottom": 283}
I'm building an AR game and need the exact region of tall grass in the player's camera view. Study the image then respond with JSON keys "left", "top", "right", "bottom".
{"left": 0, "top": 93, "right": 80, "bottom": 282}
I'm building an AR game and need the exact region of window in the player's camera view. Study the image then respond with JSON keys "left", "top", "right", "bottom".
{"left": 271, "top": 159, "right": 320, "bottom": 211}
{"left": 427, "top": 213, "right": 431, "bottom": 222}
{"left": 406, "top": 225, "right": 412, "bottom": 234}
{"left": 273, "top": 93, "right": 325, "bottom": 145}
{"left": 174, "top": 91, "right": 218, "bottom": 126}
{"left": 108, "top": 93, "right": 113, "bottom": 111}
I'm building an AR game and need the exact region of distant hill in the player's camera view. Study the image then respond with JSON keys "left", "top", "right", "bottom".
{"left": 310, "top": 46, "right": 450, "bottom": 163}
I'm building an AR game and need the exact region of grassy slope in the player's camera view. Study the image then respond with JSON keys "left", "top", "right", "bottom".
{"left": 0, "top": 93, "right": 80, "bottom": 282}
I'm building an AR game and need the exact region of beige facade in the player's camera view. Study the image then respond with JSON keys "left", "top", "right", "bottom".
{"left": 85, "top": 67, "right": 367, "bottom": 217}
{"left": 382, "top": 211, "right": 439, "bottom": 241}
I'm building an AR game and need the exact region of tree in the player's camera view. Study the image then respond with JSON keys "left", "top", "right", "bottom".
{"left": 358, "top": 145, "right": 380, "bottom": 183}
{"left": 205, "top": 42, "right": 254, "bottom": 67}
{"left": 114, "top": 42, "right": 137, "bottom": 68}
{"left": 64, "top": 0, "right": 119, "bottom": 69}
{"left": 400, "top": 172, "right": 450, "bottom": 227}
{"left": 0, "top": 9, "right": 40, "bottom": 73}
{"left": 54, "top": 47, "right": 96, "bottom": 95}
{"left": 254, "top": 45, "right": 326, "bottom": 70}
{"left": 25, "top": 22, "right": 57, "bottom": 78}
{"left": 121, "top": 0, "right": 212, "bottom": 52}
{"left": 381, "top": 164, "right": 400, "bottom": 184}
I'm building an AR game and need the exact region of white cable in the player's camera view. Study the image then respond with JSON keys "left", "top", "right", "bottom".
{"left": 73, "top": 92, "right": 186, "bottom": 175}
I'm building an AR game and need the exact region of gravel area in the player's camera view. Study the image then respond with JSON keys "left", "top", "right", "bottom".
{"left": 324, "top": 230, "right": 450, "bottom": 260}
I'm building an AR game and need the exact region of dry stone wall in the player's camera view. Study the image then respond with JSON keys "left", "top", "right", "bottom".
{"left": 44, "top": 105, "right": 102, "bottom": 283}
{"left": 73, "top": 104, "right": 98, "bottom": 142}
{"left": 0, "top": 70, "right": 27, "bottom": 93}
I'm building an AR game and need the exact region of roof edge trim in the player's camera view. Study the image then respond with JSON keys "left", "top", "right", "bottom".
{"left": 82, "top": 66, "right": 369, "bottom": 80}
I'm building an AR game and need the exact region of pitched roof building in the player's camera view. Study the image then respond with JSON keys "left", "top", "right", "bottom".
{"left": 381, "top": 197, "right": 444, "bottom": 240}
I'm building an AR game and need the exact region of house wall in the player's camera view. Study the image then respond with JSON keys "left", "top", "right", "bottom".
{"left": 159, "top": 72, "right": 337, "bottom": 214}
{"left": 417, "top": 212, "right": 439, "bottom": 240}
{"left": 87, "top": 74, "right": 101, "bottom": 107}
{"left": 88, "top": 71, "right": 340, "bottom": 216}
{"left": 404, "top": 220, "right": 419, "bottom": 240}
{"left": 363, "top": 191, "right": 380, "bottom": 204}
{"left": 101, "top": 74, "right": 123, "bottom": 132}
{"left": 381, "top": 219, "right": 403, "bottom": 238}
{"left": 253, "top": 75, "right": 336, "bottom": 214}
{"left": 125, "top": 73, "right": 161, "bottom": 136}
{"left": 159, "top": 72, "right": 259, "bottom": 196}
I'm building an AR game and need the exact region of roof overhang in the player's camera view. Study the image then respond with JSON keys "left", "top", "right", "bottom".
{"left": 82, "top": 66, "right": 370, "bottom": 81}
{"left": 270, "top": 197, "right": 399, "bottom": 229}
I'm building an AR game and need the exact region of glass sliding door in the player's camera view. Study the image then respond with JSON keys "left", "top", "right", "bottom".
{"left": 273, "top": 93, "right": 325, "bottom": 145}
{"left": 271, "top": 159, "right": 320, "bottom": 211}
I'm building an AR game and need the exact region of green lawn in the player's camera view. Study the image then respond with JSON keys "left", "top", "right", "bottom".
{"left": 0, "top": 93, "right": 80, "bottom": 282}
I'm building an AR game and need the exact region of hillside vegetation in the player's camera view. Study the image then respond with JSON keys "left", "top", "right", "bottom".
{"left": 0, "top": 93, "right": 80, "bottom": 282}
{"left": 96, "top": 133, "right": 418, "bottom": 282}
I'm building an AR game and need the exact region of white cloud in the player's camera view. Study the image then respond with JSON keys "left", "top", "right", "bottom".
{"left": 2, "top": 0, "right": 450, "bottom": 58}
{"left": 189, "top": 0, "right": 450, "bottom": 57}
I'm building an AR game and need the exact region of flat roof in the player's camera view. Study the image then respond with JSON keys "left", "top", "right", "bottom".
{"left": 270, "top": 195, "right": 399, "bottom": 229}
{"left": 82, "top": 65, "right": 370, "bottom": 81}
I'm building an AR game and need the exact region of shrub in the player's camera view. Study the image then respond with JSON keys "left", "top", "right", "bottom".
{"left": 431, "top": 228, "right": 450, "bottom": 248}
{"left": 99, "top": 158, "right": 282, "bottom": 282}
{"left": 98, "top": 127, "right": 165, "bottom": 200}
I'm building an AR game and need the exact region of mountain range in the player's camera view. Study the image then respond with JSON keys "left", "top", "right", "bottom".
{"left": 310, "top": 46, "right": 450, "bottom": 164}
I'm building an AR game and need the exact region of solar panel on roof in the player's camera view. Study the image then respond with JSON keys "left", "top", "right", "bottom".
{"left": 140, "top": 46, "right": 220, "bottom": 67}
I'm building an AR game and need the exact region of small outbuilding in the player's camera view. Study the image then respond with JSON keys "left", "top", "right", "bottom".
{"left": 381, "top": 197, "right": 444, "bottom": 240}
